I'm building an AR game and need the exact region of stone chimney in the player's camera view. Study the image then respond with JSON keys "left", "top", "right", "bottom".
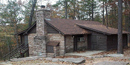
{"left": 36, "top": 5, "right": 51, "bottom": 36}
{"left": 33, "top": 5, "right": 51, "bottom": 57}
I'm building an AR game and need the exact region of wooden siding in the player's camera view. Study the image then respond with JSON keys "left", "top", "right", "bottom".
{"left": 123, "top": 34, "right": 128, "bottom": 48}
{"left": 107, "top": 35, "right": 117, "bottom": 50}
{"left": 28, "top": 26, "right": 36, "bottom": 33}
{"left": 87, "top": 35, "right": 91, "bottom": 49}
{"left": 47, "top": 23, "right": 59, "bottom": 33}
{"left": 107, "top": 34, "right": 128, "bottom": 50}
{"left": 90, "top": 32, "right": 107, "bottom": 50}
{"left": 80, "top": 28, "right": 107, "bottom": 50}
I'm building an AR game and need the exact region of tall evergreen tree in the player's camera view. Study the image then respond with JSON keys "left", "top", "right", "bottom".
{"left": 52, "top": 0, "right": 96, "bottom": 20}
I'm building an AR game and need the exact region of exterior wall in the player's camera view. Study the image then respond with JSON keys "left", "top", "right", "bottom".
{"left": 46, "top": 22, "right": 59, "bottom": 33}
{"left": 107, "top": 35, "right": 117, "bottom": 50}
{"left": 65, "top": 35, "right": 88, "bottom": 53}
{"left": 28, "top": 26, "right": 36, "bottom": 33}
{"left": 123, "top": 34, "right": 128, "bottom": 48}
{"left": 90, "top": 32, "right": 107, "bottom": 50}
{"left": 77, "top": 35, "right": 88, "bottom": 51}
{"left": 47, "top": 34, "right": 65, "bottom": 55}
{"left": 65, "top": 35, "right": 74, "bottom": 52}
{"left": 107, "top": 34, "right": 128, "bottom": 50}
{"left": 47, "top": 53, "right": 55, "bottom": 57}
{"left": 128, "top": 34, "right": 130, "bottom": 47}
{"left": 28, "top": 33, "right": 36, "bottom": 56}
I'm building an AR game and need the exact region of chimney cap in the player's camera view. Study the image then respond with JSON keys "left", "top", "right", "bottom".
{"left": 41, "top": 5, "right": 45, "bottom": 8}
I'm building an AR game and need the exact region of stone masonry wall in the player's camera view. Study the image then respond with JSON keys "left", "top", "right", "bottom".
{"left": 47, "top": 34, "right": 65, "bottom": 56}
{"left": 65, "top": 35, "right": 74, "bottom": 53}
{"left": 30, "top": 9, "right": 51, "bottom": 57}
{"left": 28, "top": 33, "right": 36, "bottom": 56}
{"left": 36, "top": 9, "right": 51, "bottom": 36}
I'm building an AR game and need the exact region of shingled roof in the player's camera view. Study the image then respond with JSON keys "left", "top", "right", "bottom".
{"left": 45, "top": 18, "right": 91, "bottom": 35}
{"left": 45, "top": 18, "right": 128, "bottom": 35}
{"left": 18, "top": 18, "right": 129, "bottom": 35}
{"left": 77, "top": 24, "right": 128, "bottom": 35}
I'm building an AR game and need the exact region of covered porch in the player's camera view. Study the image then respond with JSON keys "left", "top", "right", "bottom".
{"left": 65, "top": 34, "right": 90, "bottom": 53}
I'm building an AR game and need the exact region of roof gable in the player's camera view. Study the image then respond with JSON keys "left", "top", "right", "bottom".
{"left": 18, "top": 22, "right": 36, "bottom": 35}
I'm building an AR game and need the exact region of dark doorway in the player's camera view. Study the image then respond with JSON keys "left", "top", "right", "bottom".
{"left": 73, "top": 36, "right": 78, "bottom": 51}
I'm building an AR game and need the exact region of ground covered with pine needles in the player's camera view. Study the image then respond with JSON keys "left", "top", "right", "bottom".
{"left": 1, "top": 47, "right": 130, "bottom": 65}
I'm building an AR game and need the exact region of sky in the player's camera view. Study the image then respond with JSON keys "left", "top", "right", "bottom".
{"left": 37, "top": 0, "right": 59, "bottom": 5}
{"left": 0, "top": 0, "right": 59, "bottom": 23}
{"left": 0, "top": 0, "right": 59, "bottom": 5}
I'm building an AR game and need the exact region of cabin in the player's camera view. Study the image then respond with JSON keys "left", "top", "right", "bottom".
{"left": 18, "top": 8, "right": 128, "bottom": 57}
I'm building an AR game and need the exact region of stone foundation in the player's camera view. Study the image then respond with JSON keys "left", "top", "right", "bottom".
{"left": 47, "top": 53, "right": 55, "bottom": 57}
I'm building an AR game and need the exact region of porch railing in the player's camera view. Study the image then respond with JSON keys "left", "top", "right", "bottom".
{"left": 3, "top": 43, "right": 29, "bottom": 61}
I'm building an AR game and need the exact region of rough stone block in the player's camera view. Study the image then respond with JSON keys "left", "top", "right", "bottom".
{"left": 93, "top": 61, "right": 129, "bottom": 65}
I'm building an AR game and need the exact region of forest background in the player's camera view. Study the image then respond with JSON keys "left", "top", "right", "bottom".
{"left": 0, "top": 0, "right": 130, "bottom": 60}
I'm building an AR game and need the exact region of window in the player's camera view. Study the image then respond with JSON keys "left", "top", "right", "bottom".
{"left": 77, "top": 35, "right": 85, "bottom": 42}
{"left": 79, "top": 37, "right": 84, "bottom": 41}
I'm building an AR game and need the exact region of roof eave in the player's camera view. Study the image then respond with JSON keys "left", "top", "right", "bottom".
{"left": 64, "top": 33, "right": 91, "bottom": 35}
{"left": 18, "top": 22, "right": 36, "bottom": 35}
{"left": 77, "top": 25, "right": 111, "bottom": 35}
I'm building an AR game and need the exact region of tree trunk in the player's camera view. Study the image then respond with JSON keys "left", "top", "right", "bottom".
{"left": 29, "top": 0, "right": 37, "bottom": 27}
{"left": 14, "top": 23, "right": 19, "bottom": 47}
{"left": 73, "top": 0, "right": 75, "bottom": 19}
{"left": 127, "top": 0, "right": 130, "bottom": 47}
{"left": 105, "top": 1, "right": 108, "bottom": 28}
{"left": 124, "top": 1, "right": 128, "bottom": 31}
{"left": 14, "top": 8, "right": 19, "bottom": 48}
{"left": 65, "top": 0, "right": 67, "bottom": 19}
{"left": 103, "top": 1, "right": 105, "bottom": 25}
{"left": 128, "top": 14, "right": 130, "bottom": 47}
{"left": 117, "top": 0, "right": 123, "bottom": 54}
{"left": 89, "top": 8, "right": 91, "bottom": 21}
{"left": 77, "top": 5, "right": 80, "bottom": 20}
{"left": 91, "top": 0, "right": 94, "bottom": 21}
